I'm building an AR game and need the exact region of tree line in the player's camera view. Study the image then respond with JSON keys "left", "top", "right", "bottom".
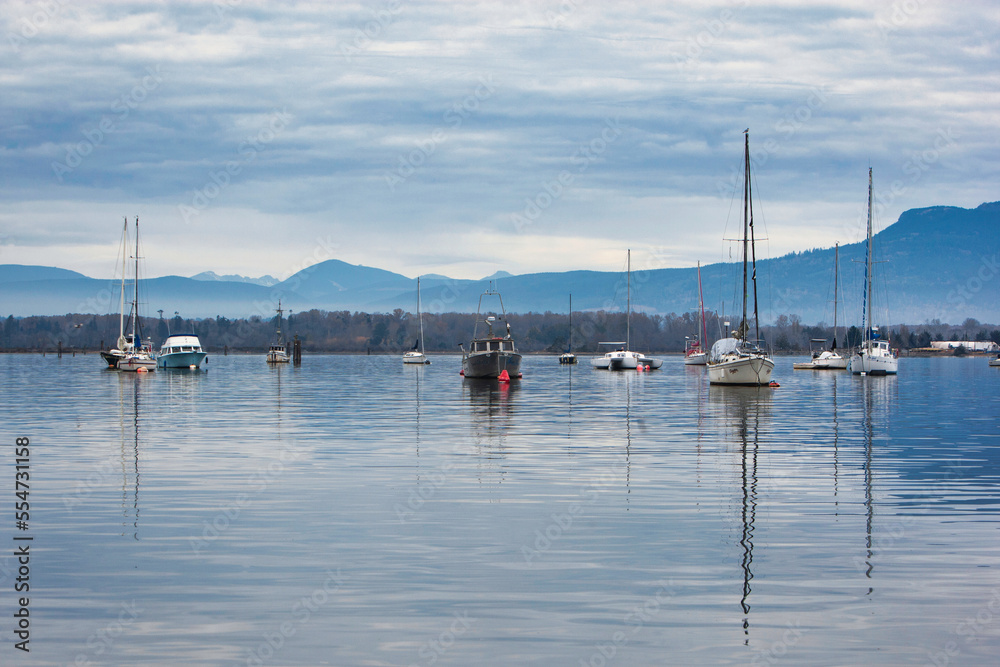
{"left": 3, "top": 311, "right": 997, "bottom": 354}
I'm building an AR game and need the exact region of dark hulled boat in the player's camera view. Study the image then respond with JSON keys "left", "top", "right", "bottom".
{"left": 461, "top": 288, "right": 522, "bottom": 379}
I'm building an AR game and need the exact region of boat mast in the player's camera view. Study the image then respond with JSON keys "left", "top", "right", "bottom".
{"left": 833, "top": 242, "right": 839, "bottom": 350}
{"left": 417, "top": 277, "right": 425, "bottom": 355}
{"left": 741, "top": 131, "right": 750, "bottom": 342}
{"left": 697, "top": 260, "right": 707, "bottom": 346}
{"left": 568, "top": 293, "right": 573, "bottom": 353}
{"left": 747, "top": 133, "right": 761, "bottom": 346}
{"left": 865, "top": 168, "right": 873, "bottom": 352}
{"left": 626, "top": 249, "right": 631, "bottom": 349}
{"left": 118, "top": 217, "right": 128, "bottom": 349}
{"left": 276, "top": 299, "right": 284, "bottom": 343}
{"left": 131, "top": 217, "right": 139, "bottom": 349}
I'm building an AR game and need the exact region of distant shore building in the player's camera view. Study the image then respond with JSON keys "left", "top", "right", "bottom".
{"left": 930, "top": 341, "right": 999, "bottom": 352}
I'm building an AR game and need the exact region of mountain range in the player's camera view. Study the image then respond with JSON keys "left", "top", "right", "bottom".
{"left": 1, "top": 202, "right": 997, "bottom": 324}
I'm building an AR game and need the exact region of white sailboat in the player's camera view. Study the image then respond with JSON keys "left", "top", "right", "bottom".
{"left": 684, "top": 261, "right": 709, "bottom": 365}
{"left": 848, "top": 169, "right": 898, "bottom": 376}
{"left": 591, "top": 250, "right": 662, "bottom": 370}
{"left": 794, "top": 242, "right": 847, "bottom": 370}
{"left": 707, "top": 130, "right": 775, "bottom": 386}
{"left": 116, "top": 217, "right": 156, "bottom": 372}
{"left": 559, "top": 294, "right": 577, "bottom": 364}
{"left": 403, "top": 277, "right": 430, "bottom": 364}
{"left": 101, "top": 218, "right": 134, "bottom": 369}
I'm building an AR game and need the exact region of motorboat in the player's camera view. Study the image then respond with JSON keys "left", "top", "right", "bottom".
{"left": 461, "top": 287, "right": 522, "bottom": 379}
{"left": 157, "top": 334, "right": 208, "bottom": 369}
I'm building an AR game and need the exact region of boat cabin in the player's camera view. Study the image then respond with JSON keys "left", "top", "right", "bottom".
{"left": 471, "top": 338, "right": 515, "bottom": 353}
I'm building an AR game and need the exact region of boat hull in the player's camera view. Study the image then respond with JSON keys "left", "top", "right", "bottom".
{"left": 403, "top": 352, "right": 430, "bottom": 364}
{"left": 990, "top": 358, "right": 1000, "bottom": 367}
{"left": 684, "top": 352, "right": 707, "bottom": 366}
{"left": 101, "top": 350, "right": 125, "bottom": 368}
{"left": 117, "top": 355, "right": 157, "bottom": 372}
{"left": 559, "top": 353, "right": 577, "bottom": 364}
{"left": 848, "top": 351, "right": 898, "bottom": 375}
{"left": 463, "top": 351, "right": 522, "bottom": 379}
{"left": 158, "top": 351, "right": 208, "bottom": 369}
{"left": 708, "top": 355, "right": 774, "bottom": 386}
{"left": 794, "top": 352, "right": 847, "bottom": 370}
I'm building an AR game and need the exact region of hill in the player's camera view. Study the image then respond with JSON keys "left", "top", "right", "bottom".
{"left": 0, "top": 202, "right": 996, "bottom": 323}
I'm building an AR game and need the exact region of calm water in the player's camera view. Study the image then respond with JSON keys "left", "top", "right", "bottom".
{"left": 2, "top": 353, "right": 999, "bottom": 666}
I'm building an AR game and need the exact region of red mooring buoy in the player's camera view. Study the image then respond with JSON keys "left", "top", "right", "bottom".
{"left": 498, "top": 369, "right": 510, "bottom": 382}
{"left": 769, "top": 380, "right": 780, "bottom": 387}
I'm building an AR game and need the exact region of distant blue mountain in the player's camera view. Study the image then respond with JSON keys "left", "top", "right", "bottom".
{"left": 190, "top": 271, "right": 278, "bottom": 287}
{"left": 0, "top": 265, "right": 90, "bottom": 282}
{"left": 1, "top": 202, "right": 997, "bottom": 323}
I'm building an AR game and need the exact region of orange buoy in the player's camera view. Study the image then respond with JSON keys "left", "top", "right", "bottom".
{"left": 459, "top": 370, "right": 465, "bottom": 376}
{"left": 769, "top": 380, "right": 780, "bottom": 387}
{"left": 498, "top": 369, "right": 510, "bottom": 382}
{"left": 645, "top": 364, "right": 651, "bottom": 371}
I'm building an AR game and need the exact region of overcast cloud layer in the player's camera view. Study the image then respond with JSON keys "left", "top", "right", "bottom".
{"left": 1, "top": 0, "right": 997, "bottom": 281}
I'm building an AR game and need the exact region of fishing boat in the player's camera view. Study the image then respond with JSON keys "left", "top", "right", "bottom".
{"left": 266, "top": 300, "right": 290, "bottom": 364}
{"left": 157, "top": 334, "right": 208, "bottom": 369}
{"left": 848, "top": 169, "right": 898, "bottom": 376}
{"left": 115, "top": 217, "right": 156, "bottom": 372}
{"left": 684, "top": 261, "right": 709, "bottom": 365}
{"left": 591, "top": 250, "right": 662, "bottom": 371}
{"left": 559, "top": 294, "right": 577, "bottom": 364}
{"left": 461, "top": 287, "right": 522, "bottom": 379}
{"left": 403, "top": 277, "right": 431, "bottom": 364}
{"left": 707, "top": 130, "right": 774, "bottom": 386}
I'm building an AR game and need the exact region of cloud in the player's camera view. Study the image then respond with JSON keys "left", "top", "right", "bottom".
{"left": 1, "top": 0, "right": 997, "bottom": 280}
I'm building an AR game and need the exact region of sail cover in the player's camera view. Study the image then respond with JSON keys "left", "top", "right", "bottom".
{"left": 710, "top": 337, "right": 741, "bottom": 362}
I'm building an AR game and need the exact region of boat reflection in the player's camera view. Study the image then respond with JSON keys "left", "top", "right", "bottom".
{"left": 709, "top": 386, "right": 772, "bottom": 643}
{"left": 858, "top": 375, "right": 893, "bottom": 594}
{"left": 117, "top": 371, "right": 144, "bottom": 540}
{"left": 464, "top": 377, "right": 520, "bottom": 487}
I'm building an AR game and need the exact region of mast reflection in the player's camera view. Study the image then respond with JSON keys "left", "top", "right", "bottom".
{"left": 118, "top": 372, "right": 143, "bottom": 540}
{"left": 710, "top": 386, "right": 771, "bottom": 643}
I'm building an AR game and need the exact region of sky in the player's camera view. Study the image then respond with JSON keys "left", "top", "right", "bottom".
{"left": 1, "top": 0, "right": 997, "bottom": 282}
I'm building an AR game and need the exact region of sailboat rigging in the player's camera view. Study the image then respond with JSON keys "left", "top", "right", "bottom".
{"left": 848, "top": 169, "right": 898, "bottom": 376}
{"left": 591, "top": 250, "right": 662, "bottom": 370}
{"left": 707, "top": 130, "right": 775, "bottom": 386}
{"left": 403, "top": 277, "right": 431, "bottom": 364}
{"left": 116, "top": 217, "right": 156, "bottom": 372}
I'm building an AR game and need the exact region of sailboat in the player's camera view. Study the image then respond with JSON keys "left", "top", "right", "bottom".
{"left": 266, "top": 300, "right": 290, "bottom": 363}
{"left": 116, "top": 217, "right": 156, "bottom": 372}
{"left": 707, "top": 130, "right": 774, "bottom": 386}
{"left": 591, "top": 250, "right": 662, "bottom": 370}
{"left": 101, "top": 218, "right": 134, "bottom": 369}
{"left": 559, "top": 294, "right": 577, "bottom": 364}
{"left": 403, "top": 277, "right": 430, "bottom": 364}
{"left": 684, "top": 261, "right": 709, "bottom": 365}
{"left": 794, "top": 242, "right": 847, "bottom": 370}
{"left": 848, "top": 169, "right": 898, "bottom": 376}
